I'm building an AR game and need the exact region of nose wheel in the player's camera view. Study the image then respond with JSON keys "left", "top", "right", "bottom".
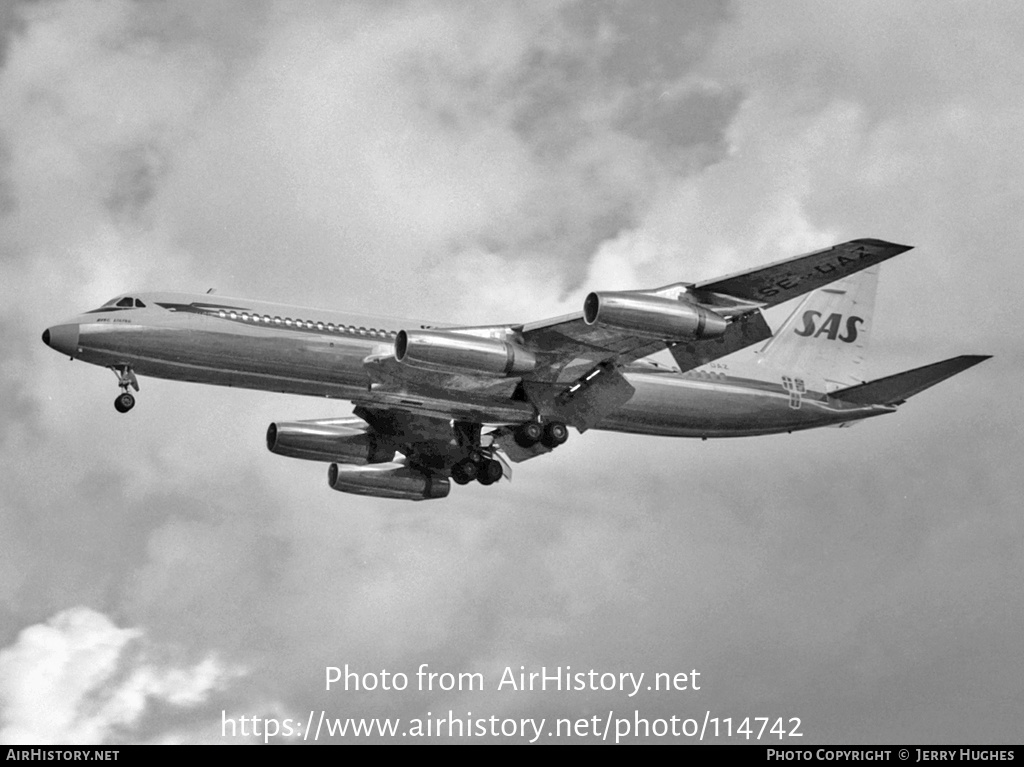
{"left": 108, "top": 364, "right": 139, "bottom": 413}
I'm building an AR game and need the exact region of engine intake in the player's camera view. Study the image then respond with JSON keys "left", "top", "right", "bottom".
{"left": 267, "top": 420, "right": 394, "bottom": 464}
{"left": 328, "top": 462, "right": 450, "bottom": 501}
{"left": 395, "top": 330, "right": 536, "bottom": 376}
{"left": 583, "top": 292, "right": 727, "bottom": 340}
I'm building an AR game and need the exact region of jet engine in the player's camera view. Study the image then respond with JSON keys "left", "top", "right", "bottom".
{"left": 328, "top": 462, "right": 450, "bottom": 501}
{"left": 267, "top": 420, "right": 394, "bottom": 464}
{"left": 583, "top": 292, "right": 728, "bottom": 339}
{"left": 395, "top": 330, "right": 537, "bottom": 376}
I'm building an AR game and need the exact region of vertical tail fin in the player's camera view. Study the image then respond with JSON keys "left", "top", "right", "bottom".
{"left": 734, "top": 267, "right": 879, "bottom": 390}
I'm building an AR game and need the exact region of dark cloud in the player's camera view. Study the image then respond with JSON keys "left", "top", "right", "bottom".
{"left": 103, "top": 144, "right": 168, "bottom": 223}
{"left": 0, "top": 1, "right": 28, "bottom": 70}
{"left": 561, "top": 0, "right": 730, "bottom": 86}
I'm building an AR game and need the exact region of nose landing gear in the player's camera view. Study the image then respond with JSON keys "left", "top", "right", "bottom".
{"left": 109, "top": 364, "right": 139, "bottom": 413}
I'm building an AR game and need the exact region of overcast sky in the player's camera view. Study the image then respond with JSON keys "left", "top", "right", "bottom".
{"left": 1, "top": 0, "right": 1021, "bottom": 745}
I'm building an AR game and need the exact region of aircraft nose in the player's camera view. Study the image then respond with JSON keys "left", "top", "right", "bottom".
{"left": 42, "top": 324, "right": 79, "bottom": 356}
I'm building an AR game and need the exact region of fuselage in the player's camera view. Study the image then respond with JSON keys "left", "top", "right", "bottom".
{"left": 43, "top": 291, "right": 892, "bottom": 437}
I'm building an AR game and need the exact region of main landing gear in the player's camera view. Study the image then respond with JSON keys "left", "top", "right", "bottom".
{"left": 513, "top": 420, "right": 569, "bottom": 449}
{"left": 109, "top": 364, "right": 139, "bottom": 413}
{"left": 446, "top": 421, "right": 507, "bottom": 487}
{"left": 450, "top": 453, "right": 504, "bottom": 486}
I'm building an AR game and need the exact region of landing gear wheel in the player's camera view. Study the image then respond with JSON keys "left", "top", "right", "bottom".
{"left": 477, "top": 458, "right": 503, "bottom": 486}
{"left": 541, "top": 421, "right": 569, "bottom": 448}
{"left": 109, "top": 364, "right": 139, "bottom": 413}
{"left": 451, "top": 459, "right": 479, "bottom": 485}
{"left": 514, "top": 421, "right": 543, "bottom": 447}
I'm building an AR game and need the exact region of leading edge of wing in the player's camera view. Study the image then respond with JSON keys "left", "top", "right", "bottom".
{"left": 693, "top": 238, "right": 913, "bottom": 308}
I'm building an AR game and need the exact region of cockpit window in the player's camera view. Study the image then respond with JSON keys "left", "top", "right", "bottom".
{"left": 97, "top": 295, "right": 145, "bottom": 310}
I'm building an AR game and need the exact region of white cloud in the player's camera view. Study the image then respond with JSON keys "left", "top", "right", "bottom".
{"left": 0, "top": 607, "right": 240, "bottom": 744}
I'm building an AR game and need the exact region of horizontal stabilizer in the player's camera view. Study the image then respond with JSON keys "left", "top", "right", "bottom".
{"left": 832, "top": 355, "right": 991, "bottom": 405}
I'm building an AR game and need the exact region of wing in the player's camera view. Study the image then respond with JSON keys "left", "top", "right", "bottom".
{"left": 692, "top": 238, "right": 911, "bottom": 307}
{"left": 360, "top": 238, "right": 912, "bottom": 434}
{"left": 512, "top": 239, "right": 911, "bottom": 430}
{"left": 519, "top": 239, "right": 910, "bottom": 371}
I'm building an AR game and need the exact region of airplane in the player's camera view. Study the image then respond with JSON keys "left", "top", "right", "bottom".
{"left": 41, "top": 238, "right": 988, "bottom": 500}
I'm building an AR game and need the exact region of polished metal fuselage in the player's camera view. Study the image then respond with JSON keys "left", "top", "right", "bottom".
{"left": 49, "top": 292, "right": 891, "bottom": 437}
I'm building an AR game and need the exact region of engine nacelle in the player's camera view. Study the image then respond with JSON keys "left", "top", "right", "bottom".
{"left": 328, "top": 462, "right": 450, "bottom": 501}
{"left": 267, "top": 421, "right": 394, "bottom": 464}
{"left": 583, "top": 292, "right": 728, "bottom": 340}
{"left": 395, "top": 329, "right": 537, "bottom": 376}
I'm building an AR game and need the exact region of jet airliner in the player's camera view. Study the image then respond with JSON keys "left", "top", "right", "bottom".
{"left": 42, "top": 239, "right": 988, "bottom": 500}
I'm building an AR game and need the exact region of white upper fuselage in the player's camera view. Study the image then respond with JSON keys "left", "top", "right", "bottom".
{"left": 43, "top": 291, "right": 890, "bottom": 438}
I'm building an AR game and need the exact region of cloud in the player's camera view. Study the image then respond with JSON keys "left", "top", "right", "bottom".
{"left": 0, "top": 606, "right": 239, "bottom": 744}
{"left": 2, "top": 0, "right": 1021, "bottom": 745}
{"left": 0, "top": 0, "right": 743, "bottom": 323}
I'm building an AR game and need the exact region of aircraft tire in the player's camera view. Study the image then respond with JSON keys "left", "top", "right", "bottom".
{"left": 477, "top": 458, "right": 503, "bottom": 485}
{"left": 114, "top": 392, "right": 135, "bottom": 413}
{"left": 514, "top": 422, "right": 543, "bottom": 447}
{"left": 541, "top": 421, "right": 569, "bottom": 448}
{"left": 452, "top": 459, "right": 478, "bottom": 485}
